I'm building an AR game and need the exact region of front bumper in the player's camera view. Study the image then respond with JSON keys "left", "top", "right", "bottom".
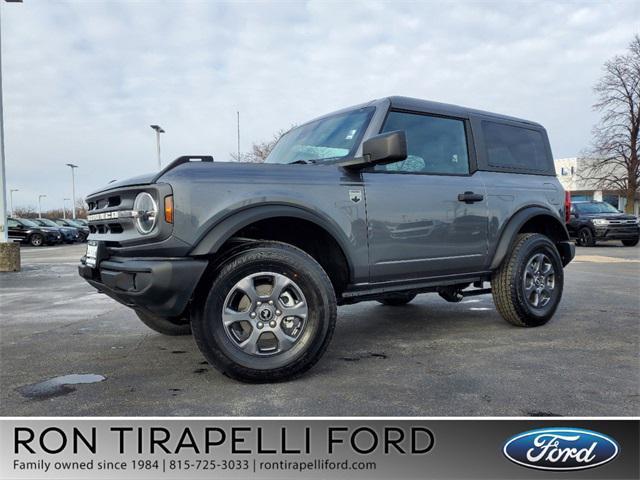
{"left": 593, "top": 225, "right": 640, "bottom": 240}
{"left": 79, "top": 255, "right": 208, "bottom": 317}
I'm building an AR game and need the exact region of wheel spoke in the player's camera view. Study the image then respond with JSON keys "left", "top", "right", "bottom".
{"left": 236, "top": 277, "right": 261, "bottom": 304}
{"left": 238, "top": 328, "right": 261, "bottom": 355}
{"left": 273, "top": 328, "right": 295, "bottom": 352}
{"left": 271, "top": 274, "right": 292, "bottom": 299}
{"left": 282, "top": 302, "right": 308, "bottom": 318}
{"left": 222, "top": 308, "right": 248, "bottom": 327}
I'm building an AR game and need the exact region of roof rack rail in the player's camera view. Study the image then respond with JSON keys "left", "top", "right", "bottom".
{"left": 152, "top": 155, "right": 214, "bottom": 182}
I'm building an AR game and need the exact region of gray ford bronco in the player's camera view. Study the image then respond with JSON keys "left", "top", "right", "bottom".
{"left": 79, "top": 96, "right": 575, "bottom": 382}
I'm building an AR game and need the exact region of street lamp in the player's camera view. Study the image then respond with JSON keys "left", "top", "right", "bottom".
{"left": 63, "top": 198, "right": 71, "bottom": 220}
{"left": 38, "top": 194, "right": 47, "bottom": 219}
{"left": 66, "top": 163, "right": 78, "bottom": 219}
{"left": 9, "top": 188, "right": 18, "bottom": 216}
{"left": 150, "top": 124, "right": 165, "bottom": 169}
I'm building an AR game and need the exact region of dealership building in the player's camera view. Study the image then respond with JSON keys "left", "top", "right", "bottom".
{"left": 555, "top": 157, "right": 640, "bottom": 216}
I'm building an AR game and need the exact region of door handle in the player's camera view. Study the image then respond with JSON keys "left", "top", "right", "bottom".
{"left": 458, "top": 191, "right": 484, "bottom": 204}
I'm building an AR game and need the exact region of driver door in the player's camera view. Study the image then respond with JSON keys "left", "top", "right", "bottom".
{"left": 362, "top": 110, "right": 489, "bottom": 283}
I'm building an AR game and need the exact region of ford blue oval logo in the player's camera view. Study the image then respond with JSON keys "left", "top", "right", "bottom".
{"left": 503, "top": 428, "right": 619, "bottom": 471}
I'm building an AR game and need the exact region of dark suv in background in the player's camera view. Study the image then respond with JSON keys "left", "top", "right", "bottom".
{"left": 79, "top": 96, "right": 575, "bottom": 382}
{"left": 568, "top": 201, "right": 639, "bottom": 247}
{"left": 7, "top": 217, "right": 62, "bottom": 246}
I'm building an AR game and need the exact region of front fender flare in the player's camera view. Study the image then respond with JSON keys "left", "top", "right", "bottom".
{"left": 188, "top": 204, "right": 355, "bottom": 274}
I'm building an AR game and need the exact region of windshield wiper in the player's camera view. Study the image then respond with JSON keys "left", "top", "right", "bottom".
{"left": 288, "top": 159, "right": 317, "bottom": 165}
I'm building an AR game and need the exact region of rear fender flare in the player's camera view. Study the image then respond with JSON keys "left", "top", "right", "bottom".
{"left": 489, "top": 207, "right": 569, "bottom": 270}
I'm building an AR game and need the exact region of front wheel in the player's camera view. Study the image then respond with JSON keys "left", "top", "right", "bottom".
{"left": 622, "top": 237, "right": 639, "bottom": 247}
{"left": 29, "top": 234, "right": 44, "bottom": 247}
{"left": 191, "top": 242, "right": 337, "bottom": 383}
{"left": 135, "top": 311, "right": 191, "bottom": 336}
{"left": 492, "top": 233, "right": 564, "bottom": 327}
{"left": 577, "top": 227, "right": 596, "bottom": 247}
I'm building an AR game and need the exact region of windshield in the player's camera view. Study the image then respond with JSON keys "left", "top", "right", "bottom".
{"left": 265, "top": 107, "right": 374, "bottom": 164}
{"left": 38, "top": 218, "right": 61, "bottom": 227}
{"left": 20, "top": 219, "right": 39, "bottom": 227}
{"left": 575, "top": 202, "right": 619, "bottom": 214}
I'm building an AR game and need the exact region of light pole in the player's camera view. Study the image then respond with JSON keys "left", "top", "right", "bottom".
{"left": 38, "top": 194, "right": 47, "bottom": 219}
{"left": 1, "top": 2, "right": 24, "bottom": 243}
{"left": 63, "top": 197, "right": 70, "bottom": 220}
{"left": 9, "top": 188, "right": 18, "bottom": 216}
{"left": 150, "top": 125, "right": 165, "bottom": 169}
{"left": 0, "top": 1, "right": 23, "bottom": 272}
{"left": 66, "top": 163, "right": 78, "bottom": 219}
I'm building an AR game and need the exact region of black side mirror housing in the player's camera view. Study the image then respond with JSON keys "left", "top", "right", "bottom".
{"left": 339, "top": 131, "right": 407, "bottom": 169}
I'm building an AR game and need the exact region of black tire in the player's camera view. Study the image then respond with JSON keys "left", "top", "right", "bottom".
{"left": 491, "top": 233, "right": 564, "bottom": 327}
{"left": 377, "top": 293, "right": 417, "bottom": 306}
{"left": 577, "top": 227, "right": 596, "bottom": 247}
{"left": 135, "top": 310, "right": 191, "bottom": 336}
{"left": 622, "top": 237, "right": 639, "bottom": 247}
{"left": 29, "top": 234, "right": 44, "bottom": 247}
{"left": 191, "top": 241, "right": 337, "bottom": 383}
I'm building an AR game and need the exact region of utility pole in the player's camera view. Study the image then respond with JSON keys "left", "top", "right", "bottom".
{"left": 237, "top": 111, "right": 240, "bottom": 160}
{"left": 0, "top": 0, "right": 23, "bottom": 272}
{"left": 38, "top": 194, "right": 46, "bottom": 219}
{"left": 63, "top": 198, "right": 70, "bottom": 220}
{"left": 150, "top": 124, "right": 164, "bottom": 169}
{"left": 9, "top": 188, "right": 17, "bottom": 216}
{"left": 66, "top": 163, "right": 78, "bottom": 219}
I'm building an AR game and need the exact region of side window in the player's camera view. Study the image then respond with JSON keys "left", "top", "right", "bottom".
{"left": 375, "top": 111, "right": 470, "bottom": 175}
{"left": 483, "top": 121, "right": 550, "bottom": 171}
{"left": 7, "top": 219, "right": 19, "bottom": 228}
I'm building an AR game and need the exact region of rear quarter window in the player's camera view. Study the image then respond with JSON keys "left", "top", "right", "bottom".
{"left": 482, "top": 121, "right": 551, "bottom": 172}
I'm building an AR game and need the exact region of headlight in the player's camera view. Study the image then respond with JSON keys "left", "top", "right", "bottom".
{"left": 592, "top": 219, "right": 609, "bottom": 226}
{"left": 133, "top": 192, "right": 158, "bottom": 234}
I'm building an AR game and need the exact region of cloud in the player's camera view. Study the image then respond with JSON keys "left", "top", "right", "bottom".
{"left": 2, "top": 0, "right": 638, "bottom": 210}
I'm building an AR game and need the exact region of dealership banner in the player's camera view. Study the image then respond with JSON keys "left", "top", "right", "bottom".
{"left": 1, "top": 419, "right": 638, "bottom": 479}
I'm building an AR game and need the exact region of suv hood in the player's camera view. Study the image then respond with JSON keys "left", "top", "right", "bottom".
{"left": 90, "top": 172, "right": 155, "bottom": 195}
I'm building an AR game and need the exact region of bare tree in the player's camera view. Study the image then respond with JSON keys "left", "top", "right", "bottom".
{"left": 231, "top": 126, "right": 295, "bottom": 163}
{"left": 580, "top": 35, "right": 640, "bottom": 213}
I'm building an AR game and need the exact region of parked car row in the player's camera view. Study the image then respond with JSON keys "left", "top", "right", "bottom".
{"left": 7, "top": 217, "right": 90, "bottom": 247}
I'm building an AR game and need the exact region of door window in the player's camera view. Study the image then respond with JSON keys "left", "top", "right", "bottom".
{"left": 375, "top": 111, "right": 470, "bottom": 175}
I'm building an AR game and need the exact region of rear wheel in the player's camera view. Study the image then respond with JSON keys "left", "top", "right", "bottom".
{"left": 135, "top": 311, "right": 191, "bottom": 336}
{"left": 622, "top": 237, "right": 639, "bottom": 247}
{"left": 492, "top": 233, "right": 564, "bottom": 327}
{"left": 577, "top": 227, "right": 595, "bottom": 247}
{"left": 191, "top": 242, "right": 336, "bottom": 383}
{"left": 29, "top": 234, "right": 44, "bottom": 247}
{"left": 377, "top": 293, "right": 417, "bottom": 306}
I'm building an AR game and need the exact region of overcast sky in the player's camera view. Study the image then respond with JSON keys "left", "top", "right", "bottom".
{"left": 2, "top": 0, "right": 639, "bottom": 210}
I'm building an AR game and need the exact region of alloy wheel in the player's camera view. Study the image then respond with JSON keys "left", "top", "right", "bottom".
{"left": 222, "top": 272, "right": 308, "bottom": 356}
{"left": 522, "top": 253, "right": 556, "bottom": 308}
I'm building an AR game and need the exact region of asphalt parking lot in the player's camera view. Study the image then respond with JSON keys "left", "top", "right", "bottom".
{"left": 1, "top": 243, "right": 638, "bottom": 416}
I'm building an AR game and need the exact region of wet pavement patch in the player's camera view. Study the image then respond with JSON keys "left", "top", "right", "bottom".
{"left": 193, "top": 368, "right": 208, "bottom": 374}
{"left": 340, "top": 352, "right": 387, "bottom": 362}
{"left": 17, "top": 374, "right": 106, "bottom": 400}
{"left": 171, "top": 350, "right": 186, "bottom": 354}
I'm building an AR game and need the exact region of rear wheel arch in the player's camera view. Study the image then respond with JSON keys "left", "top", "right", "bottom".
{"left": 490, "top": 207, "right": 570, "bottom": 270}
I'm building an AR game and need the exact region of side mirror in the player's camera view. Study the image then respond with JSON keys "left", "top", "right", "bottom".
{"left": 339, "top": 131, "right": 407, "bottom": 169}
